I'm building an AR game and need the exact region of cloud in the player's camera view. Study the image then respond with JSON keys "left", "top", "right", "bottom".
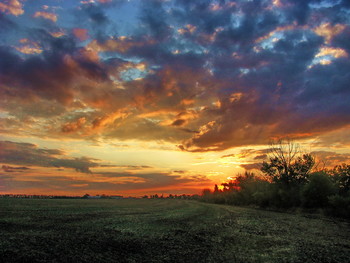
{"left": 0, "top": 32, "right": 109, "bottom": 108}
{"left": 0, "top": 169, "right": 211, "bottom": 195}
{"left": 33, "top": 11, "right": 57, "bottom": 22}
{"left": 14, "top": 38, "right": 42, "bottom": 54}
{"left": 2, "top": 165, "right": 30, "bottom": 172}
{"left": 254, "top": 154, "right": 268, "bottom": 160}
{"left": 72, "top": 28, "right": 89, "bottom": 41}
{"left": 61, "top": 117, "right": 87, "bottom": 133}
{"left": 311, "top": 151, "right": 350, "bottom": 168}
{"left": 311, "top": 126, "right": 350, "bottom": 148}
{"left": 0, "top": 13, "right": 17, "bottom": 31}
{"left": 315, "top": 47, "right": 348, "bottom": 59}
{"left": 139, "top": 0, "right": 172, "bottom": 41}
{"left": 79, "top": 3, "right": 109, "bottom": 25}
{"left": 314, "top": 23, "right": 346, "bottom": 44}
{"left": 0, "top": 0, "right": 24, "bottom": 16}
{"left": 221, "top": 149, "right": 269, "bottom": 161}
{"left": 0, "top": 0, "right": 350, "bottom": 154}
{"left": 0, "top": 141, "right": 98, "bottom": 173}
{"left": 99, "top": 164, "right": 152, "bottom": 170}
{"left": 221, "top": 154, "right": 235, "bottom": 158}
{"left": 171, "top": 119, "right": 187, "bottom": 127}
{"left": 240, "top": 163, "right": 262, "bottom": 171}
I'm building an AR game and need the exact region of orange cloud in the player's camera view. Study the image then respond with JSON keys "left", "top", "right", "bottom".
{"left": 15, "top": 39, "right": 42, "bottom": 54}
{"left": 50, "top": 31, "right": 65, "bottom": 38}
{"left": 159, "top": 110, "right": 198, "bottom": 127}
{"left": 34, "top": 11, "right": 57, "bottom": 22}
{"left": 0, "top": 0, "right": 24, "bottom": 16}
{"left": 61, "top": 117, "right": 86, "bottom": 133}
{"left": 315, "top": 47, "right": 348, "bottom": 59}
{"left": 319, "top": 59, "right": 332, "bottom": 65}
{"left": 177, "top": 24, "right": 197, "bottom": 35}
{"left": 92, "top": 110, "right": 130, "bottom": 130}
{"left": 314, "top": 23, "right": 346, "bottom": 44}
{"left": 255, "top": 24, "right": 306, "bottom": 43}
{"left": 138, "top": 109, "right": 179, "bottom": 119}
{"left": 73, "top": 28, "right": 89, "bottom": 41}
{"left": 15, "top": 46, "right": 42, "bottom": 54}
{"left": 88, "top": 37, "right": 155, "bottom": 54}
{"left": 181, "top": 99, "right": 195, "bottom": 106}
{"left": 272, "top": 0, "right": 283, "bottom": 7}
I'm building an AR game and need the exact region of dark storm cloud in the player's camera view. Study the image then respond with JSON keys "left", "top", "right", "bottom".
{"left": 0, "top": 30, "right": 109, "bottom": 106}
{"left": 2, "top": 165, "right": 30, "bottom": 172}
{"left": 80, "top": 3, "right": 109, "bottom": 25}
{"left": 172, "top": 119, "right": 186, "bottom": 126}
{"left": 333, "top": 26, "right": 350, "bottom": 53}
{"left": 0, "top": 141, "right": 99, "bottom": 173}
{"left": 293, "top": 58, "right": 350, "bottom": 131}
{"left": 139, "top": 0, "right": 172, "bottom": 41}
{"left": 173, "top": 0, "right": 234, "bottom": 35}
{"left": 0, "top": 13, "right": 17, "bottom": 31}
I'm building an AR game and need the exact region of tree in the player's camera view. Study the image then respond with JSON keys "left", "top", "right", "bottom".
{"left": 261, "top": 139, "right": 315, "bottom": 208}
{"left": 302, "top": 172, "right": 335, "bottom": 208}
{"left": 329, "top": 163, "right": 350, "bottom": 196}
{"left": 261, "top": 139, "right": 315, "bottom": 185}
{"left": 213, "top": 184, "right": 220, "bottom": 193}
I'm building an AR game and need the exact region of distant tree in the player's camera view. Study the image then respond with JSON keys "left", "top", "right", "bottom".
{"left": 213, "top": 184, "right": 220, "bottom": 194}
{"left": 221, "top": 181, "right": 239, "bottom": 192}
{"left": 202, "top": 189, "right": 211, "bottom": 195}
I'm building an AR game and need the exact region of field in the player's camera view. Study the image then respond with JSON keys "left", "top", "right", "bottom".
{"left": 0, "top": 199, "right": 349, "bottom": 263}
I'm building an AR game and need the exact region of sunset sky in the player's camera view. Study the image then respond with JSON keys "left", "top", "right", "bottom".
{"left": 1, "top": 0, "right": 350, "bottom": 196}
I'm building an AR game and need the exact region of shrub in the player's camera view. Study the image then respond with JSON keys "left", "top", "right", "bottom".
{"left": 302, "top": 172, "right": 335, "bottom": 208}
{"left": 329, "top": 164, "right": 350, "bottom": 196}
{"left": 326, "top": 195, "right": 350, "bottom": 218}
{"left": 252, "top": 181, "right": 273, "bottom": 208}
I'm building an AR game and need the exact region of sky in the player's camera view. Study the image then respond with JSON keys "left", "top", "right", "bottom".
{"left": 0, "top": 0, "right": 350, "bottom": 196}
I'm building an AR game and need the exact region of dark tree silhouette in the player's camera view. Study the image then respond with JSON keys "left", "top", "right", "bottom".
{"left": 330, "top": 164, "right": 350, "bottom": 196}
{"left": 261, "top": 139, "right": 315, "bottom": 185}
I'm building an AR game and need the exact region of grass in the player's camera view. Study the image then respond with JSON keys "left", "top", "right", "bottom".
{"left": 0, "top": 198, "right": 349, "bottom": 263}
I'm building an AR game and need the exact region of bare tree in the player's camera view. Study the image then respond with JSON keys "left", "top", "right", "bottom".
{"left": 261, "top": 139, "right": 315, "bottom": 185}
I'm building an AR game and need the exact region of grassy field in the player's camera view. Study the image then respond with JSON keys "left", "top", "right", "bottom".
{"left": 0, "top": 199, "right": 349, "bottom": 263}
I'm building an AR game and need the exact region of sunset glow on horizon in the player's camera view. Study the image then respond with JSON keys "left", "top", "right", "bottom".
{"left": 1, "top": 0, "right": 350, "bottom": 196}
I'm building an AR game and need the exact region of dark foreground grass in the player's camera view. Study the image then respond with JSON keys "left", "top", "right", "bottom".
{"left": 0, "top": 199, "right": 349, "bottom": 263}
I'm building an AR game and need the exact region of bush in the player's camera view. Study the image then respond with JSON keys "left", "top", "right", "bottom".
{"left": 329, "top": 164, "right": 350, "bottom": 196}
{"left": 302, "top": 172, "right": 335, "bottom": 208}
{"left": 326, "top": 195, "right": 350, "bottom": 218}
{"left": 252, "top": 181, "right": 273, "bottom": 208}
{"left": 267, "top": 183, "right": 303, "bottom": 208}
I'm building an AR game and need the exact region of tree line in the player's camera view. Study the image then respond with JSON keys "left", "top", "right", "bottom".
{"left": 201, "top": 140, "right": 350, "bottom": 218}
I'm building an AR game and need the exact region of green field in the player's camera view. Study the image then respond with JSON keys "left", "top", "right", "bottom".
{"left": 0, "top": 199, "right": 349, "bottom": 262}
